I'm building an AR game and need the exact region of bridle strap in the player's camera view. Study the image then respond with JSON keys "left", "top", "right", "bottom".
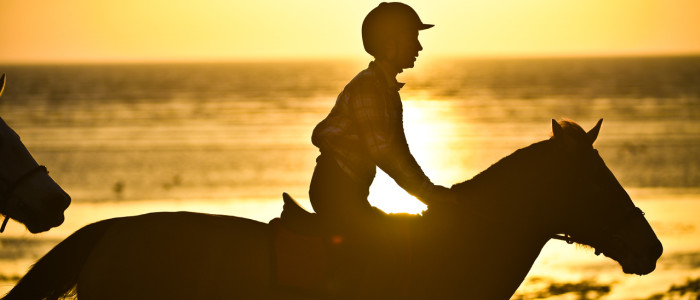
{"left": 0, "top": 217, "right": 8, "bottom": 233}
{"left": 0, "top": 165, "right": 49, "bottom": 233}
{"left": 551, "top": 233, "right": 575, "bottom": 244}
{"left": 551, "top": 206, "right": 646, "bottom": 255}
{"left": 3, "top": 165, "right": 49, "bottom": 194}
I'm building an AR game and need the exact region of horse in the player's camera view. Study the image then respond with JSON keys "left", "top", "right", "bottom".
{"left": 2, "top": 119, "right": 662, "bottom": 299}
{"left": 0, "top": 73, "right": 71, "bottom": 234}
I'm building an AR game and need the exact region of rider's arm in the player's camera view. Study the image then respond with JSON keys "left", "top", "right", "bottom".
{"left": 349, "top": 79, "right": 443, "bottom": 203}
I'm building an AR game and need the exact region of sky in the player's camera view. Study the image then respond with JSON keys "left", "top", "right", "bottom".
{"left": 1, "top": 0, "right": 699, "bottom": 63}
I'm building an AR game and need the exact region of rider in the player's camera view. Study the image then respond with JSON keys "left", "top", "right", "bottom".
{"left": 310, "top": 2, "right": 456, "bottom": 241}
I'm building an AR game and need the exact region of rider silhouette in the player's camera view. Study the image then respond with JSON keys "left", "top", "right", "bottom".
{"left": 310, "top": 2, "right": 455, "bottom": 241}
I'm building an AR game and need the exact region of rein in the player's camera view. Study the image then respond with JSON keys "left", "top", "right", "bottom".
{"left": 0, "top": 165, "right": 49, "bottom": 233}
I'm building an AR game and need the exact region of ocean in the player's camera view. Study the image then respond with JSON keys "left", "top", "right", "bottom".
{"left": 0, "top": 56, "right": 699, "bottom": 299}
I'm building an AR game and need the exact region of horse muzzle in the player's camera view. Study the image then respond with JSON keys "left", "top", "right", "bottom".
{"left": 12, "top": 189, "right": 71, "bottom": 233}
{"left": 616, "top": 237, "right": 663, "bottom": 275}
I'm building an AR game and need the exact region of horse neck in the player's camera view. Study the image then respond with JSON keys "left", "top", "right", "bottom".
{"left": 452, "top": 140, "right": 563, "bottom": 229}
{"left": 417, "top": 140, "right": 565, "bottom": 298}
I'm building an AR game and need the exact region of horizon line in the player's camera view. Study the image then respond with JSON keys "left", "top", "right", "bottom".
{"left": 1, "top": 51, "right": 699, "bottom": 65}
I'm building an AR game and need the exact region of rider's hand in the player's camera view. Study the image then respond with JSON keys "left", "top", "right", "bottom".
{"left": 426, "top": 185, "right": 458, "bottom": 206}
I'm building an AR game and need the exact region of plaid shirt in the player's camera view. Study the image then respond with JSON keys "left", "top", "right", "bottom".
{"left": 312, "top": 61, "right": 434, "bottom": 200}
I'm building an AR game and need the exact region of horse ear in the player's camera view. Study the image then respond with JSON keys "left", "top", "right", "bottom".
{"left": 587, "top": 119, "right": 603, "bottom": 144}
{"left": 551, "top": 119, "right": 564, "bottom": 139}
{"left": 0, "top": 73, "right": 5, "bottom": 98}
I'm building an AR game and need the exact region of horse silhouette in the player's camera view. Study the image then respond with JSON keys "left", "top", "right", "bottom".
{"left": 0, "top": 73, "right": 71, "bottom": 234}
{"left": 2, "top": 119, "right": 662, "bottom": 299}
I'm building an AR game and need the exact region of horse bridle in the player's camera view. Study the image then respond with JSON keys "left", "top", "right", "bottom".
{"left": 551, "top": 206, "right": 646, "bottom": 255}
{"left": 549, "top": 148, "right": 646, "bottom": 255}
{"left": 0, "top": 165, "right": 49, "bottom": 233}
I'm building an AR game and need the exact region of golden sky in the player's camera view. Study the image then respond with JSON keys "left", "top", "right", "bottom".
{"left": 1, "top": 0, "right": 699, "bottom": 62}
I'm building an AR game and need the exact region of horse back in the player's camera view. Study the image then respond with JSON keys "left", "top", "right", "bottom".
{"left": 78, "top": 212, "right": 275, "bottom": 300}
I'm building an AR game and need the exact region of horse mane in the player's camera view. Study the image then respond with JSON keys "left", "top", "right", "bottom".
{"left": 451, "top": 140, "right": 554, "bottom": 197}
{"left": 451, "top": 119, "right": 585, "bottom": 204}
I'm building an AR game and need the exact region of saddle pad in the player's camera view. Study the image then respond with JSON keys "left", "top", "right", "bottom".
{"left": 270, "top": 218, "right": 329, "bottom": 290}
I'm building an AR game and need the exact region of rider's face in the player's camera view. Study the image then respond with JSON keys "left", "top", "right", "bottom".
{"left": 385, "top": 30, "right": 423, "bottom": 70}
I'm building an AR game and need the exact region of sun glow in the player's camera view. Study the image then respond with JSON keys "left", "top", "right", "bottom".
{"left": 368, "top": 172, "right": 427, "bottom": 214}
{"left": 367, "top": 99, "right": 460, "bottom": 214}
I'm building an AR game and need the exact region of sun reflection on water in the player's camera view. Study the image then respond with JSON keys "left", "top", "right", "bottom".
{"left": 368, "top": 98, "right": 466, "bottom": 215}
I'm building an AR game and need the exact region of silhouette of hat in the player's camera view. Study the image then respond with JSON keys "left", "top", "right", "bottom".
{"left": 362, "top": 2, "right": 433, "bottom": 55}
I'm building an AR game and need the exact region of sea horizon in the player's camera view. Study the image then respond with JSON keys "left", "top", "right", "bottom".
{"left": 2, "top": 51, "right": 700, "bottom": 66}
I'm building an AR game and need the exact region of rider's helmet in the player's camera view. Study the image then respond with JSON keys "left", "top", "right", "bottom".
{"left": 362, "top": 2, "right": 434, "bottom": 57}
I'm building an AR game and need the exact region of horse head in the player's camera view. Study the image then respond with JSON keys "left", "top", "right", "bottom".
{"left": 0, "top": 73, "right": 71, "bottom": 233}
{"left": 549, "top": 118, "right": 662, "bottom": 275}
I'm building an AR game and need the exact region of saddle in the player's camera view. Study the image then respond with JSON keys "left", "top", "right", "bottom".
{"left": 276, "top": 192, "right": 325, "bottom": 235}
{"left": 269, "top": 193, "right": 418, "bottom": 296}
{"left": 269, "top": 195, "right": 324, "bottom": 292}
{"left": 270, "top": 193, "right": 353, "bottom": 294}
